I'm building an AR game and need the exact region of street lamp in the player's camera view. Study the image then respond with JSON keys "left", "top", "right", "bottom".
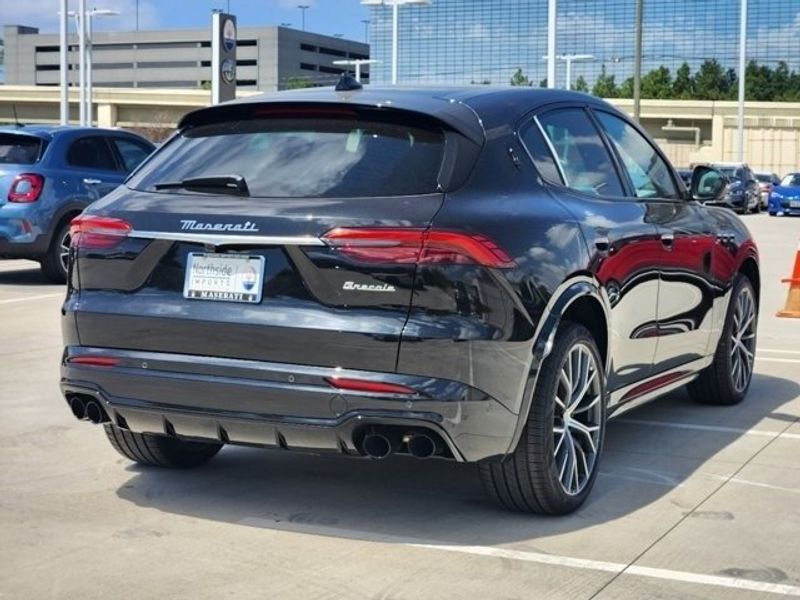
{"left": 546, "top": 0, "right": 557, "bottom": 89}
{"left": 68, "top": 8, "right": 120, "bottom": 126}
{"left": 541, "top": 54, "right": 594, "bottom": 90}
{"left": 361, "top": 0, "right": 430, "bottom": 85}
{"left": 737, "top": 0, "right": 748, "bottom": 161}
{"left": 297, "top": 5, "right": 309, "bottom": 31}
{"left": 333, "top": 58, "right": 380, "bottom": 82}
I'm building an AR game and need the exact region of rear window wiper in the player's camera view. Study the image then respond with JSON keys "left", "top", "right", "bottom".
{"left": 153, "top": 175, "right": 250, "bottom": 197}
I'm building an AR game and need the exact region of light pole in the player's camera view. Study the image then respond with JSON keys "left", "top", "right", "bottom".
{"left": 546, "top": 0, "right": 557, "bottom": 88}
{"left": 68, "top": 8, "right": 120, "bottom": 126}
{"left": 59, "top": 0, "right": 68, "bottom": 125}
{"left": 85, "top": 9, "right": 120, "bottom": 126}
{"left": 298, "top": 5, "right": 309, "bottom": 31}
{"left": 333, "top": 59, "right": 380, "bottom": 82}
{"left": 737, "top": 0, "right": 748, "bottom": 162}
{"left": 633, "top": 0, "right": 644, "bottom": 122}
{"left": 541, "top": 54, "right": 594, "bottom": 90}
{"left": 361, "top": 0, "right": 430, "bottom": 85}
{"left": 361, "top": 19, "right": 370, "bottom": 43}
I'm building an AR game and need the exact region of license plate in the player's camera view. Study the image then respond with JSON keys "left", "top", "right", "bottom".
{"left": 791, "top": 200, "right": 800, "bottom": 208}
{"left": 183, "top": 253, "right": 265, "bottom": 304}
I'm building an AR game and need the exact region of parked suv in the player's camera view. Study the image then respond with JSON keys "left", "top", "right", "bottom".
{"left": 61, "top": 87, "right": 759, "bottom": 514}
{"left": 703, "top": 162, "right": 760, "bottom": 214}
{"left": 0, "top": 126, "right": 154, "bottom": 282}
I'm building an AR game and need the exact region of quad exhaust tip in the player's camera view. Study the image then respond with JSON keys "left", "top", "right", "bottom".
{"left": 359, "top": 428, "right": 445, "bottom": 460}
{"left": 68, "top": 395, "right": 110, "bottom": 424}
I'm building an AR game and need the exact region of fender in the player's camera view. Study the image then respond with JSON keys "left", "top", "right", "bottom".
{"left": 43, "top": 201, "right": 90, "bottom": 249}
{"left": 503, "top": 275, "right": 611, "bottom": 455}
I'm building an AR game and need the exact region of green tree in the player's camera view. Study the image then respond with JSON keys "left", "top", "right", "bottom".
{"left": 618, "top": 76, "right": 634, "bottom": 98}
{"left": 641, "top": 66, "right": 672, "bottom": 99}
{"left": 285, "top": 76, "right": 315, "bottom": 90}
{"left": 510, "top": 68, "right": 532, "bottom": 86}
{"left": 672, "top": 62, "right": 693, "bottom": 98}
{"left": 693, "top": 59, "right": 730, "bottom": 100}
{"left": 573, "top": 75, "right": 589, "bottom": 93}
{"left": 592, "top": 65, "right": 618, "bottom": 98}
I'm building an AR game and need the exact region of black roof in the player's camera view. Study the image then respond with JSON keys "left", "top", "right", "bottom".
{"left": 180, "top": 86, "right": 609, "bottom": 146}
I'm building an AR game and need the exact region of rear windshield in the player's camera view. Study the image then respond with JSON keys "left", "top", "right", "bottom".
{"left": 782, "top": 174, "right": 800, "bottom": 187}
{"left": 0, "top": 134, "right": 43, "bottom": 165}
{"left": 128, "top": 117, "right": 445, "bottom": 198}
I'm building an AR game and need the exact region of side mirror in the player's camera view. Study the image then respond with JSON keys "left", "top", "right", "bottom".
{"left": 690, "top": 166, "right": 728, "bottom": 202}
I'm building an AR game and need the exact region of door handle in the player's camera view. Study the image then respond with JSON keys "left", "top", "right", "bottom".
{"left": 83, "top": 178, "right": 102, "bottom": 185}
{"left": 660, "top": 232, "right": 674, "bottom": 249}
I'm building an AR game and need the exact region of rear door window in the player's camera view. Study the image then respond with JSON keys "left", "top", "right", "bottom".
{"left": 535, "top": 108, "right": 625, "bottom": 198}
{"left": 67, "top": 136, "right": 118, "bottom": 171}
{"left": 0, "top": 134, "right": 43, "bottom": 165}
{"left": 128, "top": 116, "right": 446, "bottom": 198}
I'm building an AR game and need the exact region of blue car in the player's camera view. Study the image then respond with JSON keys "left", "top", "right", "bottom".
{"left": 0, "top": 126, "right": 155, "bottom": 282}
{"left": 769, "top": 173, "right": 800, "bottom": 216}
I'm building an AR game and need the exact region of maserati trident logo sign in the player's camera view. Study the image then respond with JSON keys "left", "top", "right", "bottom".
{"left": 180, "top": 220, "right": 259, "bottom": 233}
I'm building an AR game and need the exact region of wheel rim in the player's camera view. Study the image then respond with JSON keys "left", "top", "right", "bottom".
{"left": 730, "top": 286, "right": 756, "bottom": 393}
{"left": 59, "top": 230, "right": 71, "bottom": 274}
{"left": 553, "top": 343, "right": 603, "bottom": 496}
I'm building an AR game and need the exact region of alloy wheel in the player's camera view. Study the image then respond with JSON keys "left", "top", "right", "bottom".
{"left": 59, "top": 230, "right": 72, "bottom": 275}
{"left": 730, "top": 286, "right": 756, "bottom": 393}
{"left": 553, "top": 343, "right": 603, "bottom": 496}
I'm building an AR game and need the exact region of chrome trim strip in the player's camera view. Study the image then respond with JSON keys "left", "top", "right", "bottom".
{"left": 129, "top": 230, "right": 325, "bottom": 247}
{"left": 533, "top": 115, "right": 570, "bottom": 186}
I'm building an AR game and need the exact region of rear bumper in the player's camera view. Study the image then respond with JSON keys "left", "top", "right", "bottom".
{"left": 0, "top": 233, "right": 49, "bottom": 257}
{"left": 60, "top": 347, "right": 520, "bottom": 462}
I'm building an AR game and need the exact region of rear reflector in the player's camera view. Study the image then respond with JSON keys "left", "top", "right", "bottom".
{"left": 8, "top": 173, "right": 44, "bottom": 203}
{"left": 322, "top": 228, "right": 515, "bottom": 268}
{"left": 325, "top": 377, "right": 415, "bottom": 395}
{"left": 68, "top": 356, "right": 121, "bottom": 367}
{"left": 70, "top": 215, "right": 132, "bottom": 249}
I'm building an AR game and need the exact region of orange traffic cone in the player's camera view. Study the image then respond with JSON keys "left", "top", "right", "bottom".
{"left": 777, "top": 241, "right": 800, "bottom": 318}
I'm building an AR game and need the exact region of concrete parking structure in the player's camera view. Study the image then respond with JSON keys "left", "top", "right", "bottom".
{"left": 1, "top": 213, "right": 798, "bottom": 599}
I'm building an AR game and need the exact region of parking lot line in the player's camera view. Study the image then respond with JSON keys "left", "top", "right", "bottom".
{"left": 759, "top": 349, "right": 800, "bottom": 355}
{"left": 0, "top": 293, "right": 63, "bottom": 305}
{"left": 755, "top": 357, "right": 800, "bottom": 364}
{"left": 406, "top": 543, "right": 800, "bottom": 597}
{"left": 616, "top": 418, "right": 800, "bottom": 440}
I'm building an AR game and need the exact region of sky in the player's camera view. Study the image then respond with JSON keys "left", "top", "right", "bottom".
{"left": 0, "top": 0, "right": 371, "bottom": 42}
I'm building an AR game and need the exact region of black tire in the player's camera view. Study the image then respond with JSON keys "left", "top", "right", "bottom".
{"left": 104, "top": 424, "right": 222, "bottom": 468}
{"left": 688, "top": 274, "right": 757, "bottom": 405}
{"left": 40, "top": 219, "right": 72, "bottom": 284}
{"left": 479, "top": 322, "right": 606, "bottom": 515}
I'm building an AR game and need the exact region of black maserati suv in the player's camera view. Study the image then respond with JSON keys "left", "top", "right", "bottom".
{"left": 60, "top": 84, "right": 759, "bottom": 515}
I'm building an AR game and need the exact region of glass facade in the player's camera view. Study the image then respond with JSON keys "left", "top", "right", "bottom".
{"left": 366, "top": 0, "right": 800, "bottom": 88}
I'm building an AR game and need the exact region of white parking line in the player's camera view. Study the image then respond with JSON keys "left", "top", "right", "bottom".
{"left": 759, "top": 349, "right": 800, "bottom": 355}
{"left": 239, "top": 517, "right": 800, "bottom": 596}
{"left": 616, "top": 418, "right": 800, "bottom": 440}
{"left": 0, "top": 293, "right": 63, "bottom": 305}
{"left": 756, "top": 357, "right": 800, "bottom": 364}
{"left": 407, "top": 543, "right": 800, "bottom": 597}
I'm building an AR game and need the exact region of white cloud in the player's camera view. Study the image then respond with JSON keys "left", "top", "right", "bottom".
{"left": 2, "top": 0, "right": 159, "bottom": 33}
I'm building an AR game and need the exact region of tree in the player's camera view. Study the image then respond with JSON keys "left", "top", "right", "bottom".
{"left": 693, "top": 59, "right": 730, "bottom": 100}
{"left": 592, "top": 65, "right": 618, "bottom": 98}
{"left": 573, "top": 75, "right": 589, "bottom": 93}
{"left": 618, "top": 76, "right": 634, "bottom": 98}
{"left": 672, "top": 62, "right": 693, "bottom": 99}
{"left": 285, "top": 76, "right": 315, "bottom": 90}
{"left": 510, "top": 68, "right": 532, "bottom": 86}
{"left": 641, "top": 66, "right": 672, "bottom": 99}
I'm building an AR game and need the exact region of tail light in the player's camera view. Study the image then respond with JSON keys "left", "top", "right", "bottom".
{"left": 67, "top": 356, "right": 120, "bottom": 367}
{"left": 8, "top": 173, "right": 44, "bottom": 203}
{"left": 70, "top": 214, "right": 132, "bottom": 249}
{"left": 321, "top": 228, "right": 515, "bottom": 268}
{"left": 325, "top": 377, "right": 415, "bottom": 395}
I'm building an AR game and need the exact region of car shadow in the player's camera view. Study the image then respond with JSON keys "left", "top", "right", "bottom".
{"left": 114, "top": 372, "right": 798, "bottom": 545}
{"left": 0, "top": 263, "right": 52, "bottom": 286}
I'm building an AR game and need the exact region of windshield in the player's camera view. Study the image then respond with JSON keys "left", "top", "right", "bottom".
{"left": 716, "top": 167, "right": 742, "bottom": 180}
{"left": 781, "top": 174, "right": 800, "bottom": 187}
{"left": 755, "top": 174, "right": 774, "bottom": 183}
{"left": 128, "top": 117, "right": 446, "bottom": 198}
{"left": 0, "top": 134, "right": 44, "bottom": 165}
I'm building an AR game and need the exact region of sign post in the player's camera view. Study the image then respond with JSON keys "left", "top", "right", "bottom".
{"left": 211, "top": 12, "right": 237, "bottom": 104}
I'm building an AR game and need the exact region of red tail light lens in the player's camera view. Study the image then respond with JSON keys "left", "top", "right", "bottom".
{"left": 70, "top": 215, "right": 132, "bottom": 249}
{"left": 8, "top": 173, "right": 44, "bottom": 203}
{"left": 322, "top": 228, "right": 515, "bottom": 268}
{"left": 325, "top": 377, "right": 415, "bottom": 395}
{"left": 67, "top": 356, "right": 121, "bottom": 367}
